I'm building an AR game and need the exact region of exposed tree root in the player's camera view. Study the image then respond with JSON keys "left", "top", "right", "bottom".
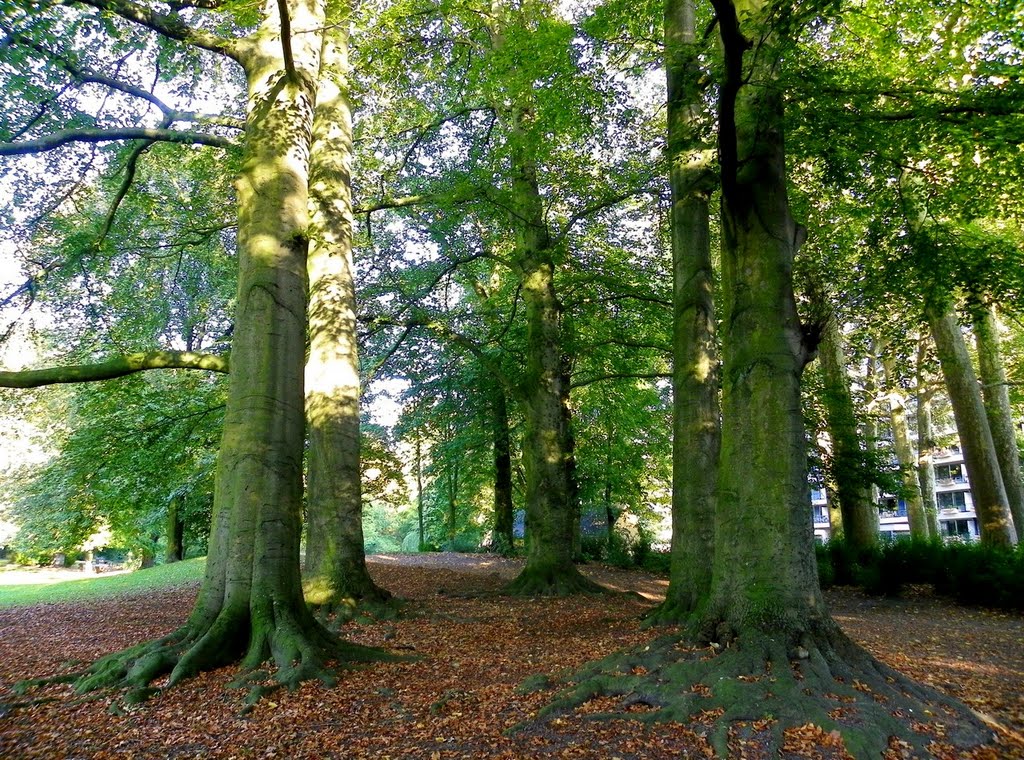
{"left": 524, "top": 632, "right": 996, "bottom": 758}
{"left": 13, "top": 606, "right": 398, "bottom": 710}
{"left": 313, "top": 595, "right": 405, "bottom": 631}
{"left": 504, "top": 563, "right": 608, "bottom": 596}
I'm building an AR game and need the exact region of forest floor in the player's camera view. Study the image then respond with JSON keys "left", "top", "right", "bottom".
{"left": 0, "top": 552, "right": 1022, "bottom": 759}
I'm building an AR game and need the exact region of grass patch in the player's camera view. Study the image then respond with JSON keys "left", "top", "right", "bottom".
{"left": 0, "top": 558, "right": 205, "bottom": 608}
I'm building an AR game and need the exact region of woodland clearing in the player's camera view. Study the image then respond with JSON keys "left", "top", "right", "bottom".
{"left": 0, "top": 553, "right": 1022, "bottom": 759}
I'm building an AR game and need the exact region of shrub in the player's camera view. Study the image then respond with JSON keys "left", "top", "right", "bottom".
{"left": 816, "top": 537, "right": 1024, "bottom": 611}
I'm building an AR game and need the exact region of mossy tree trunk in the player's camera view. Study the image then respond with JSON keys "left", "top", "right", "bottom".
{"left": 652, "top": 0, "right": 719, "bottom": 623}
{"left": 71, "top": 2, "right": 388, "bottom": 700}
{"left": 303, "top": 4, "right": 389, "bottom": 607}
{"left": 929, "top": 305, "right": 1017, "bottom": 545}
{"left": 882, "top": 356, "right": 929, "bottom": 538}
{"left": 698, "top": 3, "right": 830, "bottom": 646}
{"left": 818, "top": 317, "right": 878, "bottom": 548}
{"left": 973, "top": 302, "right": 1024, "bottom": 535}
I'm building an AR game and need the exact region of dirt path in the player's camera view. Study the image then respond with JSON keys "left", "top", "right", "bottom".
{"left": 0, "top": 553, "right": 1020, "bottom": 759}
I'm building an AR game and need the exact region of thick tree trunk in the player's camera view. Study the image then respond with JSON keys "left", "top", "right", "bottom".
{"left": 700, "top": 32, "right": 830, "bottom": 644}
{"left": 818, "top": 318, "right": 878, "bottom": 548}
{"left": 72, "top": 3, "right": 386, "bottom": 700}
{"left": 303, "top": 11, "right": 388, "bottom": 606}
{"left": 915, "top": 339, "right": 941, "bottom": 537}
{"left": 652, "top": 0, "right": 719, "bottom": 623}
{"left": 929, "top": 306, "right": 1017, "bottom": 545}
{"left": 973, "top": 303, "right": 1024, "bottom": 535}
{"left": 491, "top": 387, "right": 515, "bottom": 552}
{"left": 508, "top": 244, "right": 597, "bottom": 594}
{"left": 882, "top": 356, "right": 929, "bottom": 538}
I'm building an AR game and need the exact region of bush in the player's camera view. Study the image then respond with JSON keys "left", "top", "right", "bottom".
{"left": 640, "top": 550, "right": 671, "bottom": 576}
{"left": 816, "top": 537, "right": 1024, "bottom": 610}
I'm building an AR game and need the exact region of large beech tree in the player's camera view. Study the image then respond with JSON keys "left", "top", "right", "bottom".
{"left": 543, "top": 1, "right": 993, "bottom": 755}
{"left": 1, "top": 0, "right": 386, "bottom": 697}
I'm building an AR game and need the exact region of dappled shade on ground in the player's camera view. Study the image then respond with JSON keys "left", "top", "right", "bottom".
{"left": 1, "top": 554, "right": 1022, "bottom": 758}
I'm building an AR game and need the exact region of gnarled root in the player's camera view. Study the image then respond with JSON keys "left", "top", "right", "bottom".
{"left": 14, "top": 605, "right": 396, "bottom": 710}
{"left": 527, "top": 631, "right": 996, "bottom": 758}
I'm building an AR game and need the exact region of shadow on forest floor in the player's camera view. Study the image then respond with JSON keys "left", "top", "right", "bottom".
{"left": 0, "top": 553, "right": 1020, "bottom": 758}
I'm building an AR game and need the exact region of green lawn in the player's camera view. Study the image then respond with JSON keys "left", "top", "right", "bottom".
{"left": 0, "top": 558, "right": 205, "bottom": 608}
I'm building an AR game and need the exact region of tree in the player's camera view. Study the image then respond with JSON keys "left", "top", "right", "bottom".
{"left": 651, "top": 0, "right": 720, "bottom": 622}
{"left": 1, "top": 0, "right": 386, "bottom": 699}
{"left": 972, "top": 301, "right": 1024, "bottom": 534}
{"left": 544, "top": 2, "right": 994, "bottom": 754}
{"left": 302, "top": 3, "right": 389, "bottom": 608}
{"left": 817, "top": 316, "right": 879, "bottom": 548}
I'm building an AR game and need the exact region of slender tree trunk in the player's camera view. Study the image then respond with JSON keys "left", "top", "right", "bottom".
{"left": 165, "top": 492, "right": 185, "bottom": 563}
{"left": 416, "top": 435, "right": 426, "bottom": 550}
{"left": 915, "top": 338, "right": 941, "bottom": 537}
{"left": 928, "top": 305, "right": 1017, "bottom": 545}
{"left": 973, "top": 303, "right": 1024, "bottom": 535}
{"left": 491, "top": 387, "right": 515, "bottom": 552}
{"left": 652, "top": 0, "right": 719, "bottom": 623}
{"left": 490, "top": 4, "right": 595, "bottom": 595}
{"left": 304, "top": 6, "right": 388, "bottom": 605}
{"left": 882, "top": 356, "right": 929, "bottom": 538}
{"left": 818, "top": 318, "right": 878, "bottom": 548}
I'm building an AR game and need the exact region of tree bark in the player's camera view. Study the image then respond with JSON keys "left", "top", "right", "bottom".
{"left": 818, "top": 318, "right": 878, "bottom": 548}
{"left": 701, "top": 10, "right": 830, "bottom": 644}
{"left": 973, "top": 302, "right": 1024, "bottom": 535}
{"left": 881, "top": 356, "right": 929, "bottom": 538}
{"left": 928, "top": 305, "right": 1017, "bottom": 545}
{"left": 303, "top": 4, "right": 389, "bottom": 605}
{"left": 652, "top": 0, "right": 719, "bottom": 623}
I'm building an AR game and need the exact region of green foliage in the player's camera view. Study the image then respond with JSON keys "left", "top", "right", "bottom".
{"left": 6, "top": 373, "right": 223, "bottom": 563}
{"left": 816, "top": 538, "right": 1024, "bottom": 610}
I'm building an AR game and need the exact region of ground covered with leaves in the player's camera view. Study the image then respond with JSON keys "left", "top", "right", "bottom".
{"left": 1, "top": 553, "right": 1022, "bottom": 759}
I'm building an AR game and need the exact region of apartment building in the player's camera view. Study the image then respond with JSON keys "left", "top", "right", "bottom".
{"left": 810, "top": 444, "right": 980, "bottom": 541}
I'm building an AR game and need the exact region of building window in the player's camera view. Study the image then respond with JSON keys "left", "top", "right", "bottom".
{"left": 878, "top": 497, "right": 907, "bottom": 518}
{"left": 810, "top": 487, "right": 825, "bottom": 502}
{"left": 944, "top": 518, "right": 974, "bottom": 538}
{"left": 935, "top": 463, "right": 966, "bottom": 484}
{"left": 937, "top": 491, "right": 968, "bottom": 511}
{"left": 812, "top": 505, "right": 828, "bottom": 524}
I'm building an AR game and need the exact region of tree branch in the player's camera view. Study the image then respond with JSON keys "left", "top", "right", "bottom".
{"left": 0, "top": 350, "right": 229, "bottom": 388}
{"left": 275, "top": 0, "right": 298, "bottom": 82}
{"left": 72, "top": 0, "right": 238, "bottom": 59}
{"left": 570, "top": 371, "right": 671, "bottom": 389}
{"left": 0, "top": 126, "right": 235, "bottom": 155}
